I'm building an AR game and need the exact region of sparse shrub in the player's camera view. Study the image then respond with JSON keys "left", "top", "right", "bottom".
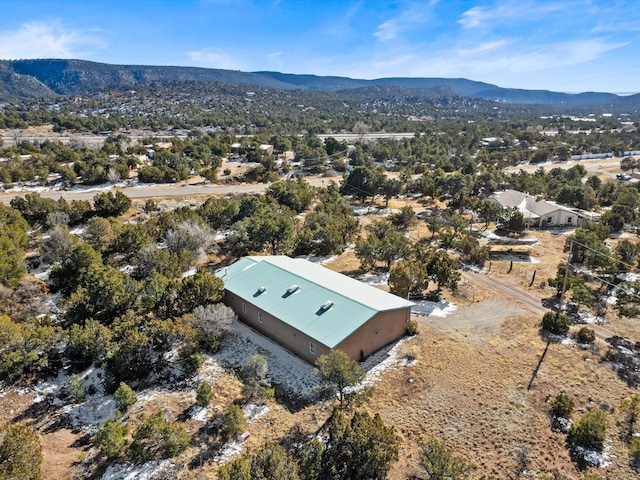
{"left": 621, "top": 395, "right": 640, "bottom": 440}
{"left": 185, "top": 351, "right": 204, "bottom": 373}
{"left": 541, "top": 311, "right": 571, "bottom": 335}
{"left": 114, "top": 382, "right": 136, "bottom": 413}
{"left": 418, "top": 438, "right": 475, "bottom": 479}
{"left": 143, "top": 200, "right": 159, "bottom": 213}
{"left": 240, "top": 354, "right": 270, "bottom": 400}
{"left": 93, "top": 418, "right": 128, "bottom": 459}
{"left": 0, "top": 422, "right": 42, "bottom": 480}
{"left": 400, "top": 344, "right": 420, "bottom": 362}
{"left": 568, "top": 410, "right": 607, "bottom": 451}
{"left": 576, "top": 327, "right": 596, "bottom": 344}
{"left": 222, "top": 404, "right": 247, "bottom": 441}
{"left": 61, "top": 374, "right": 85, "bottom": 404}
{"left": 630, "top": 438, "right": 640, "bottom": 469}
{"left": 196, "top": 382, "right": 214, "bottom": 407}
{"left": 551, "top": 392, "right": 575, "bottom": 419}
{"left": 129, "top": 411, "right": 190, "bottom": 461}
{"left": 224, "top": 168, "right": 231, "bottom": 175}
{"left": 406, "top": 318, "right": 419, "bottom": 336}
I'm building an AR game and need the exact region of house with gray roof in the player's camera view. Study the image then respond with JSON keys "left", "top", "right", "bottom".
{"left": 216, "top": 256, "right": 413, "bottom": 363}
{"left": 488, "top": 189, "right": 600, "bottom": 229}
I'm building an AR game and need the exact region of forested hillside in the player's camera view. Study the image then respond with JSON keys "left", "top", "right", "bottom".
{"left": 0, "top": 58, "right": 634, "bottom": 106}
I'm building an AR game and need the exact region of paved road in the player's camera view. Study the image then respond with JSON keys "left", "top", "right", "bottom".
{"left": 0, "top": 176, "right": 340, "bottom": 204}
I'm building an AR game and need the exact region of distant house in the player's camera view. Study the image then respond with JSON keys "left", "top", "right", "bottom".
{"left": 230, "top": 143, "right": 242, "bottom": 156}
{"left": 488, "top": 189, "right": 600, "bottom": 229}
{"left": 216, "top": 256, "right": 413, "bottom": 364}
{"left": 259, "top": 144, "right": 274, "bottom": 156}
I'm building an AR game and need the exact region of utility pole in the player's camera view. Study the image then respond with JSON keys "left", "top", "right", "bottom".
{"left": 557, "top": 240, "right": 574, "bottom": 313}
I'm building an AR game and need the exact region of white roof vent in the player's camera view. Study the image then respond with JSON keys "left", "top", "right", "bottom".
{"left": 283, "top": 284, "right": 299, "bottom": 297}
{"left": 254, "top": 286, "right": 266, "bottom": 297}
{"left": 317, "top": 300, "right": 334, "bottom": 314}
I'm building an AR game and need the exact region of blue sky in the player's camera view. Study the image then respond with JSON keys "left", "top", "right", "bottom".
{"left": 1, "top": 0, "right": 639, "bottom": 93}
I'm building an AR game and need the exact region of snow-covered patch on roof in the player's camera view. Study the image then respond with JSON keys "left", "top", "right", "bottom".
{"left": 490, "top": 253, "right": 540, "bottom": 263}
{"left": 102, "top": 459, "right": 172, "bottom": 480}
{"left": 411, "top": 300, "right": 457, "bottom": 317}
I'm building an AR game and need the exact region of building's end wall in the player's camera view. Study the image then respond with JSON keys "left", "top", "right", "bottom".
{"left": 336, "top": 308, "right": 410, "bottom": 361}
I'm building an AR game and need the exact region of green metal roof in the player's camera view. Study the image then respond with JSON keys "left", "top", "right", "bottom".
{"left": 217, "top": 256, "right": 412, "bottom": 349}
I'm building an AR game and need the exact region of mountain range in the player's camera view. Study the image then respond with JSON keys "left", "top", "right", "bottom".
{"left": 0, "top": 58, "right": 637, "bottom": 107}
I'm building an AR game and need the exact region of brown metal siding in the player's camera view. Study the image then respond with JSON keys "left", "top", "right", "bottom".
{"left": 223, "top": 292, "right": 331, "bottom": 363}
{"left": 336, "top": 308, "right": 410, "bottom": 361}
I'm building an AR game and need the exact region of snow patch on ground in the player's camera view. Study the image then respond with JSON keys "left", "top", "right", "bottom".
{"left": 215, "top": 440, "right": 245, "bottom": 463}
{"left": 33, "top": 366, "right": 116, "bottom": 434}
{"left": 617, "top": 272, "right": 640, "bottom": 282}
{"left": 493, "top": 254, "right": 540, "bottom": 264}
{"left": 244, "top": 403, "right": 269, "bottom": 420}
{"left": 214, "top": 322, "right": 320, "bottom": 398}
{"left": 576, "top": 311, "right": 605, "bottom": 324}
{"left": 357, "top": 271, "right": 389, "bottom": 285}
{"left": 550, "top": 228, "right": 577, "bottom": 235}
{"left": 213, "top": 230, "right": 232, "bottom": 241}
{"left": 296, "top": 254, "right": 338, "bottom": 265}
{"left": 191, "top": 406, "right": 208, "bottom": 422}
{"left": 198, "top": 356, "right": 225, "bottom": 384}
{"left": 119, "top": 265, "right": 136, "bottom": 276}
{"left": 352, "top": 206, "right": 399, "bottom": 217}
{"left": 42, "top": 292, "right": 63, "bottom": 312}
{"left": 357, "top": 337, "right": 414, "bottom": 388}
{"left": 102, "top": 460, "right": 172, "bottom": 480}
{"left": 411, "top": 300, "right": 457, "bottom": 317}
{"left": 182, "top": 267, "right": 197, "bottom": 278}
{"left": 460, "top": 262, "right": 486, "bottom": 273}
{"left": 33, "top": 267, "right": 52, "bottom": 281}
{"left": 572, "top": 442, "right": 613, "bottom": 468}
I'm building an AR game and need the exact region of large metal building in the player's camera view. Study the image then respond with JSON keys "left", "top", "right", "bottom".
{"left": 217, "top": 256, "right": 413, "bottom": 364}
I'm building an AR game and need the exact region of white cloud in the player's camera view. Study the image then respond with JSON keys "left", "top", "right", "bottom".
{"left": 374, "top": 2, "right": 430, "bottom": 42}
{"left": 458, "top": 2, "right": 565, "bottom": 29}
{"left": 185, "top": 48, "right": 244, "bottom": 70}
{"left": 0, "top": 20, "right": 106, "bottom": 59}
{"left": 402, "top": 38, "right": 625, "bottom": 85}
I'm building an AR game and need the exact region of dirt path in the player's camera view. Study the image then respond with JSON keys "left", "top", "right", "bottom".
{"left": 461, "top": 269, "right": 548, "bottom": 315}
